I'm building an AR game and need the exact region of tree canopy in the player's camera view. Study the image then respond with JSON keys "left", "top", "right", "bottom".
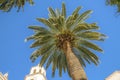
{"left": 0, "top": 0, "right": 120, "bottom": 13}
{"left": 106, "top": 0, "right": 120, "bottom": 12}
{"left": 26, "top": 3, "right": 106, "bottom": 80}
{"left": 0, "top": 0, "right": 34, "bottom": 12}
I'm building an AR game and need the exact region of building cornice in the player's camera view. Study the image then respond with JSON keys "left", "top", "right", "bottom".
{"left": 0, "top": 73, "right": 7, "bottom": 80}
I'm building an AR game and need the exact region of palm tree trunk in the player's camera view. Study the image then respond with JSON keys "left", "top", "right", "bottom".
{"left": 63, "top": 41, "right": 87, "bottom": 80}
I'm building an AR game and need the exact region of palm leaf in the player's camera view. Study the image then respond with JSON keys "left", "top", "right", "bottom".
{"left": 0, "top": 0, "right": 34, "bottom": 12}
{"left": 37, "top": 18, "right": 59, "bottom": 32}
{"left": 80, "top": 39, "right": 103, "bottom": 52}
{"left": 78, "top": 31, "right": 106, "bottom": 41}
{"left": 71, "top": 10, "right": 93, "bottom": 29}
{"left": 62, "top": 2, "right": 66, "bottom": 18}
{"left": 72, "top": 6, "right": 82, "bottom": 15}
{"left": 77, "top": 10, "right": 93, "bottom": 23}
{"left": 40, "top": 44, "right": 56, "bottom": 66}
{"left": 77, "top": 46, "right": 99, "bottom": 65}
{"left": 48, "top": 7, "right": 57, "bottom": 17}
{"left": 55, "top": 8, "right": 61, "bottom": 17}
{"left": 28, "top": 26, "right": 48, "bottom": 31}
{"left": 72, "top": 23, "right": 99, "bottom": 33}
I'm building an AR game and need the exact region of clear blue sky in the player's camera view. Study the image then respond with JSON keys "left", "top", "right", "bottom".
{"left": 0, "top": 0, "right": 120, "bottom": 80}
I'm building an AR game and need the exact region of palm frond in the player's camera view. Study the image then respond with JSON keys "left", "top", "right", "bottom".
{"left": 28, "top": 26, "right": 48, "bottom": 31}
{"left": 72, "top": 6, "right": 82, "bottom": 15}
{"left": 62, "top": 2, "right": 66, "bottom": 18}
{"left": 77, "top": 10, "right": 93, "bottom": 23}
{"left": 30, "top": 36, "right": 53, "bottom": 48}
{"left": 72, "top": 23, "right": 99, "bottom": 33}
{"left": 79, "top": 39, "right": 103, "bottom": 52}
{"left": 37, "top": 18, "right": 59, "bottom": 32}
{"left": 30, "top": 48, "right": 41, "bottom": 62}
{"left": 71, "top": 10, "right": 92, "bottom": 28}
{"left": 77, "top": 31, "right": 106, "bottom": 41}
{"left": 65, "top": 6, "right": 81, "bottom": 29}
{"left": 74, "top": 53, "right": 86, "bottom": 67}
{"left": 39, "top": 44, "right": 56, "bottom": 66}
{"left": 55, "top": 8, "right": 61, "bottom": 17}
{"left": 52, "top": 52, "right": 59, "bottom": 77}
{"left": 106, "top": 0, "right": 120, "bottom": 12}
{"left": 48, "top": 7, "right": 57, "bottom": 17}
{"left": 0, "top": 0, "right": 34, "bottom": 12}
{"left": 77, "top": 46, "right": 99, "bottom": 65}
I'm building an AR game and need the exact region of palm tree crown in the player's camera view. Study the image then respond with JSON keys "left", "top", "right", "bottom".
{"left": 106, "top": 0, "right": 120, "bottom": 12}
{"left": 0, "top": 0, "right": 34, "bottom": 12}
{"left": 26, "top": 3, "right": 106, "bottom": 79}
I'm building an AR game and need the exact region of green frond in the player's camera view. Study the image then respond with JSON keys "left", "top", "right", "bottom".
{"left": 77, "top": 31, "right": 106, "bottom": 41}
{"left": 77, "top": 46, "right": 99, "bottom": 65}
{"left": 48, "top": 7, "right": 57, "bottom": 17}
{"left": 61, "top": 54, "right": 67, "bottom": 72}
{"left": 0, "top": 0, "right": 5, "bottom": 4}
{"left": 55, "top": 8, "right": 61, "bottom": 17}
{"left": 57, "top": 16, "right": 65, "bottom": 29}
{"left": 59, "top": 52, "right": 67, "bottom": 74}
{"left": 67, "top": 10, "right": 92, "bottom": 30}
{"left": 52, "top": 52, "right": 58, "bottom": 77}
{"left": 82, "top": 56, "right": 91, "bottom": 64}
{"left": 58, "top": 57, "right": 63, "bottom": 77}
{"left": 72, "top": 23, "right": 99, "bottom": 33}
{"left": 62, "top": 2, "right": 66, "bottom": 18}
{"left": 37, "top": 18, "right": 52, "bottom": 28}
{"left": 45, "top": 55, "right": 53, "bottom": 69}
{"left": 30, "top": 48, "right": 41, "bottom": 62}
{"left": 77, "top": 10, "right": 93, "bottom": 23}
{"left": 66, "top": 6, "right": 81, "bottom": 27}
{"left": 37, "top": 18, "right": 59, "bottom": 32}
{"left": 0, "top": 0, "right": 34, "bottom": 12}
{"left": 48, "top": 18, "right": 56, "bottom": 24}
{"left": 52, "top": 62, "right": 57, "bottom": 77}
{"left": 80, "top": 39, "right": 103, "bottom": 52}
{"left": 26, "top": 36, "right": 35, "bottom": 41}
{"left": 106, "top": 0, "right": 120, "bottom": 12}
{"left": 40, "top": 53, "right": 50, "bottom": 66}
{"left": 65, "top": 7, "right": 82, "bottom": 29}
{"left": 66, "top": 16, "right": 75, "bottom": 29}
{"left": 48, "top": 18, "right": 62, "bottom": 32}
{"left": 75, "top": 53, "right": 86, "bottom": 67}
{"left": 28, "top": 26, "right": 48, "bottom": 32}
{"left": 72, "top": 6, "right": 82, "bottom": 15}
{"left": 39, "top": 45, "right": 56, "bottom": 66}
{"left": 26, "top": 30, "right": 53, "bottom": 42}
{"left": 30, "top": 36, "right": 53, "bottom": 48}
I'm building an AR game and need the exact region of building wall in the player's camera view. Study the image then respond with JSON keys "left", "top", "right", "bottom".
{"left": 0, "top": 72, "right": 8, "bottom": 80}
{"left": 25, "top": 74, "right": 46, "bottom": 80}
{"left": 30, "top": 65, "right": 46, "bottom": 76}
{"left": 105, "top": 71, "right": 120, "bottom": 80}
{"left": 25, "top": 65, "right": 47, "bottom": 80}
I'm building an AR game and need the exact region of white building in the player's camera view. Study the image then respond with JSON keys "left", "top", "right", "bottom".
{"left": 0, "top": 72, "right": 8, "bottom": 80}
{"left": 105, "top": 71, "right": 120, "bottom": 80}
{"left": 24, "top": 64, "right": 47, "bottom": 80}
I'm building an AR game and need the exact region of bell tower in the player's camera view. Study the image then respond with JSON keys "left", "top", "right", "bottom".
{"left": 24, "top": 64, "right": 47, "bottom": 80}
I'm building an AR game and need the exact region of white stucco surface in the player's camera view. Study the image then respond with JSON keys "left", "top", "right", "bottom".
{"left": 105, "top": 71, "right": 120, "bottom": 80}
{"left": 0, "top": 72, "right": 8, "bottom": 80}
{"left": 24, "top": 64, "right": 47, "bottom": 80}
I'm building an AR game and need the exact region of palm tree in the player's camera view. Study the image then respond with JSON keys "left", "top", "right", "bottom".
{"left": 106, "top": 0, "right": 120, "bottom": 12}
{"left": 26, "top": 3, "right": 106, "bottom": 80}
{"left": 0, "top": 0, "right": 34, "bottom": 12}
